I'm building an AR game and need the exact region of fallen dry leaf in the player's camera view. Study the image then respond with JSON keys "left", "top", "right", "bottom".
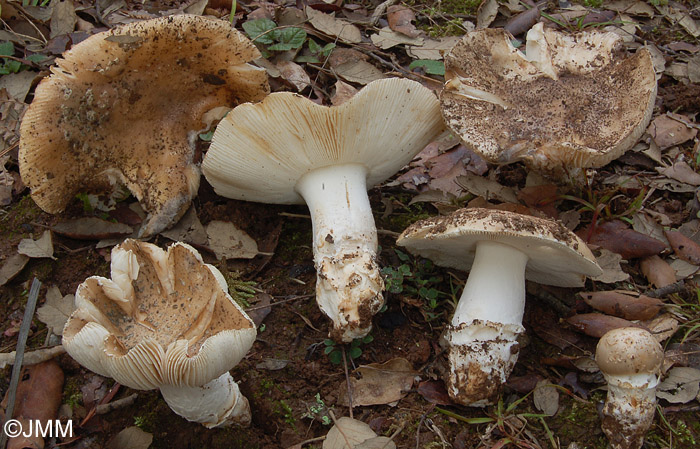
{"left": 0, "top": 253, "right": 29, "bottom": 286}
{"left": 277, "top": 60, "right": 310, "bottom": 92}
{"left": 50, "top": 0, "right": 77, "bottom": 38}
{"left": 333, "top": 60, "right": 384, "bottom": 85}
{"left": 340, "top": 358, "right": 415, "bottom": 406}
{"left": 606, "top": 0, "right": 655, "bottom": 17}
{"left": 647, "top": 114, "right": 698, "bottom": 149}
{"left": 476, "top": 0, "right": 499, "bottom": 28}
{"left": 306, "top": 7, "right": 361, "bottom": 44}
{"left": 669, "top": 258, "right": 700, "bottom": 280}
{"left": 665, "top": 229, "right": 700, "bottom": 264}
{"left": 206, "top": 220, "right": 259, "bottom": 260}
{"left": 36, "top": 285, "right": 75, "bottom": 335}
{"left": 323, "top": 417, "right": 395, "bottom": 449}
{"left": 656, "top": 3, "right": 700, "bottom": 38}
{"left": 640, "top": 255, "right": 677, "bottom": 288}
{"left": 657, "top": 161, "right": 700, "bottom": 186}
{"left": 642, "top": 313, "right": 679, "bottom": 342}
{"left": 17, "top": 230, "right": 55, "bottom": 259}
{"left": 566, "top": 313, "right": 641, "bottom": 338}
{"left": 417, "top": 380, "right": 453, "bottom": 405}
{"left": 580, "top": 290, "right": 663, "bottom": 321}
{"left": 370, "top": 28, "right": 423, "bottom": 50}
{"left": 406, "top": 36, "right": 460, "bottom": 60}
{"left": 331, "top": 80, "right": 358, "bottom": 106}
{"left": 591, "top": 249, "right": 630, "bottom": 284}
{"left": 584, "top": 221, "right": 667, "bottom": 259}
{"left": 456, "top": 173, "right": 519, "bottom": 203}
{"left": 107, "top": 426, "right": 153, "bottom": 449}
{"left": 160, "top": 206, "right": 207, "bottom": 246}
{"left": 656, "top": 367, "right": 700, "bottom": 404}
{"left": 387, "top": 5, "right": 419, "bottom": 38}
{"left": 52, "top": 217, "right": 133, "bottom": 240}
{"left": 533, "top": 380, "right": 559, "bottom": 416}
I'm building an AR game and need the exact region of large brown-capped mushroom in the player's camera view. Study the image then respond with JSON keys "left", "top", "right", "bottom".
{"left": 441, "top": 23, "right": 656, "bottom": 175}
{"left": 397, "top": 208, "right": 601, "bottom": 406}
{"left": 202, "top": 78, "right": 446, "bottom": 342}
{"left": 596, "top": 327, "right": 664, "bottom": 449}
{"left": 62, "top": 239, "right": 256, "bottom": 428}
{"left": 20, "top": 15, "right": 269, "bottom": 237}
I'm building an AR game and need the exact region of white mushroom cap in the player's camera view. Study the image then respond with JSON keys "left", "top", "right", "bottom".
{"left": 596, "top": 327, "right": 664, "bottom": 387}
{"left": 440, "top": 23, "right": 656, "bottom": 175}
{"left": 397, "top": 208, "right": 602, "bottom": 287}
{"left": 62, "top": 239, "right": 256, "bottom": 391}
{"left": 20, "top": 15, "right": 269, "bottom": 237}
{"left": 202, "top": 77, "right": 446, "bottom": 203}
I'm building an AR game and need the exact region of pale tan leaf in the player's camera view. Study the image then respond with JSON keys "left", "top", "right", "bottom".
{"left": 643, "top": 313, "right": 679, "bottom": 342}
{"left": 206, "top": 221, "right": 259, "bottom": 260}
{"left": 476, "top": 0, "right": 499, "bottom": 29}
{"left": 36, "top": 286, "right": 76, "bottom": 335}
{"left": 340, "top": 358, "right": 416, "bottom": 406}
{"left": 306, "top": 7, "right": 362, "bottom": 44}
{"left": 355, "top": 437, "right": 396, "bottom": 449}
{"left": 669, "top": 258, "right": 699, "bottom": 280}
{"left": 323, "top": 417, "right": 376, "bottom": 449}
{"left": 160, "top": 206, "right": 207, "bottom": 246}
{"left": 656, "top": 367, "right": 700, "bottom": 404}
{"left": 640, "top": 255, "right": 677, "bottom": 288}
{"left": 50, "top": 0, "right": 77, "bottom": 38}
{"left": 387, "top": 4, "right": 419, "bottom": 38}
{"left": 18, "top": 230, "right": 55, "bottom": 259}
{"left": 333, "top": 60, "right": 384, "bottom": 85}
{"left": 455, "top": 173, "right": 518, "bottom": 203}
{"left": 648, "top": 114, "right": 698, "bottom": 150}
{"left": 533, "top": 380, "right": 559, "bottom": 416}
{"left": 370, "top": 28, "right": 423, "bottom": 50}
{"left": 658, "top": 161, "right": 700, "bottom": 186}
{"left": 0, "top": 253, "right": 29, "bottom": 286}
{"left": 107, "top": 426, "right": 153, "bottom": 449}
{"left": 277, "top": 60, "right": 311, "bottom": 91}
{"left": 591, "top": 249, "right": 629, "bottom": 284}
{"left": 0, "top": 71, "right": 39, "bottom": 102}
{"left": 331, "top": 80, "right": 358, "bottom": 106}
{"left": 407, "top": 36, "right": 460, "bottom": 60}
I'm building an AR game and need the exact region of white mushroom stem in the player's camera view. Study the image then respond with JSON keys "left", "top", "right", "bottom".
{"left": 601, "top": 373, "right": 659, "bottom": 449}
{"left": 159, "top": 372, "right": 251, "bottom": 429}
{"left": 443, "top": 240, "right": 528, "bottom": 406}
{"left": 295, "top": 163, "right": 384, "bottom": 343}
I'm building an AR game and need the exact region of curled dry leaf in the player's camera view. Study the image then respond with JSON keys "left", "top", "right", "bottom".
{"left": 107, "top": 426, "right": 154, "bottom": 449}
{"left": 17, "top": 230, "right": 55, "bottom": 259}
{"left": 657, "top": 161, "right": 700, "bottom": 186}
{"left": 476, "top": 0, "right": 499, "bottom": 29}
{"left": 277, "top": 60, "right": 311, "bottom": 92}
{"left": 52, "top": 217, "right": 133, "bottom": 240}
{"left": 340, "top": 358, "right": 416, "bottom": 406}
{"left": 206, "top": 220, "right": 259, "bottom": 260}
{"left": 387, "top": 5, "right": 419, "bottom": 38}
{"left": 647, "top": 114, "right": 698, "bottom": 149}
{"left": 417, "top": 380, "right": 453, "bottom": 405}
{"left": 656, "top": 367, "right": 700, "bottom": 404}
{"left": 160, "top": 205, "right": 207, "bottom": 246}
{"left": 370, "top": 28, "right": 423, "bottom": 50}
{"left": 331, "top": 80, "right": 358, "bottom": 106}
{"left": 306, "top": 7, "right": 361, "bottom": 44}
{"left": 533, "top": 380, "right": 559, "bottom": 416}
{"left": 585, "top": 220, "right": 667, "bottom": 259}
{"left": 36, "top": 285, "right": 75, "bottom": 335}
{"left": 642, "top": 313, "right": 679, "bottom": 342}
{"left": 566, "top": 313, "right": 641, "bottom": 338}
{"left": 0, "top": 253, "right": 29, "bottom": 286}
{"left": 640, "top": 255, "right": 677, "bottom": 288}
{"left": 323, "top": 417, "right": 396, "bottom": 449}
{"left": 664, "top": 229, "right": 700, "bottom": 265}
{"left": 580, "top": 291, "right": 663, "bottom": 321}
{"left": 591, "top": 249, "right": 629, "bottom": 284}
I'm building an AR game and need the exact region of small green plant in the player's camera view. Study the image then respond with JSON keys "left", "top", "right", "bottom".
{"left": 65, "top": 391, "right": 82, "bottom": 409}
{"left": 323, "top": 334, "right": 373, "bottom": 365}
{"left": 0, "top": 42, "right": 44, "bottom": 75}
{"left": 295, "top": 39, "right": 336, "bottom": 64}
{"left": 217, "top": 261, "right": 257, "bottom": 307}
{"left": 302, "top": 393, "right": 332, "bottom": 425}
{"left": 242, "top": 19, "right": 307, "bottom": 57}
{"left": 133, "top": 415, "right": 147, "bottom": 428}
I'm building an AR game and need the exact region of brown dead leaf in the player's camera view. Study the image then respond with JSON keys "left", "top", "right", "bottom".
{"left": 277, "top": 60, "right": 310, "bottom": 92}
{"left": 107, "top": 426, "right": 153, "bottom": 449}
{"left": 533, "top": 380, "right": 559, "bottom": 416}
{"left": 656, "top": 367, "right": 700, "bottom": 404}
{"left": 406, "top": 36, "right": 460, "bottom": 60}
{"left": 656, "top": 3, "right": 700, "bottom": 38}
{"left": 476, "top": 0, "right": 499, "bottom": 29}
{"left": 657, "top": 161, "right": 700, "bottom": 186}
{"left": 580, "top": 290, "right": 663, "bottom": 321}
{"left": 52, "top": 217, "right": 133, "bottom": 240}
{"left": 306, "top": 7, "right": 361, "bottom": 44}
{"left": 323, "top": 417, "right": 394, "bottom": 449}
{"left": 370, "top": 28, "right": 423, "bottom": 50}
{"left": 647, "top": 114, "right": 698, "bottom": 149}
{"left": 591, "top": 249, "right": 630, "bottom": 284}
{"left": 584, "top": 220, "right": 667, "bottom": 259}
{"left": 566, "top": 313, "right": 641, "bottom": 338}
{"left": 456, "top": 173, "right": 519, "bottom": 204}
{"left": 333, "top": 60, "right": 384, "bottom": 85}
{"left": 528, "top": 305, "right": 581, "bottom": 350}
{"left": 340, "top": 358, "right": 415, "bottom": 406}
{"left": 642, "top": 313, "right": 679, "bottom": 342}
{"left": 331, "top": 80, "right": 358, "bottom": 106}
{"left": 50, "top": 0, "right": 77, "bottom": 38}
{"left": 18, "top": 230, "right": 55, "bottom": 259}
{"left": 417, "top": 380, "right": 453, "bottom": 405}
{"left": 36, "top": 285, "right": 75, "bottom": 335}
{"left": 665, "top": 229, "right": 700, "bottom": 264}
{"left": 606, "top": 0, "right": 655, "bottom": 17}
{"left": 0, "top": 253, "right": 29, "bottom": 286}
{"left": 206, "top": 220, "right": 258, "bottom": 260}
{"left": 640, "top": 255, "right": 677, "bottom": 288}
{"left": 387, "top": 5, "right": 419, "bottom": 38}
{"left": 160, "top": 205, "right": 207, "bottom": 246}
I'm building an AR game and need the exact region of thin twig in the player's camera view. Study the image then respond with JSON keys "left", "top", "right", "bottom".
{"left": 342, "top": 347, "right": 354, "bottom": 420}
{"left": 646, "top": 281, "right": 686, "bottom": 298}
{"left": 96, "top": 393, "right": 138, "bottom": 415}
{"left": 245, "top": 294, "right": 314, "bottom": 311}
{"left": 0, "top": 278, "right": 42, "bottom": 449}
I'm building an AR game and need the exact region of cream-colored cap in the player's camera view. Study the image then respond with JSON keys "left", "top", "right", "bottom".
{"left": 20, "top": 15, "right": 269, "bottom": 237}
{"left": 596, "top": 327, "right": 664, "bottom": 377}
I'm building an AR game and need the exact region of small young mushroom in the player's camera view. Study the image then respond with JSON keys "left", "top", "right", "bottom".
{"left": 595, "top": 327, "right": 664, "bottom": 449}
{"left": 20, "top": 15, "right": 269, "bottom": 237}
{"left": 397, "top": 208, "right": 601, "bottom": 406}
{"left": 202, "top": 78, "right": 445, "bottom": 342}
{"left": 62, "top": 239, "right": 256, "bottom": 428}
{"left": 441, "top": 23, "right": 656, "bottom": 176}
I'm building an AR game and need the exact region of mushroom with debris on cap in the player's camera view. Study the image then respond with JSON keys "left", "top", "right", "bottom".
{"left": 440, "top": 22, "right": 656, "bottom": 176}
{"left": 397, "top": 207, "right": 602, "bottom": 406}
{"left": 202, "top": 77, "right": 446, "bottom": 343}
{"left": 595, "top": 327, "right": 664, "bottom": 449}
{"left": 19, "top": 14, "right": 269, "bottom": 238}
{"left": 62, "top": 239, "right": 256, "bottom": 428}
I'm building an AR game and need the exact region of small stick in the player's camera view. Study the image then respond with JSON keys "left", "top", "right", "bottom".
{"left": 0, "top": 278, "right": 42, "bottom": 449}
{"left": 0, "top": 345, "right": 65, "bottom": 369}
{"left": 79, "top": 383, "right": 121, "bottom": 427}
{"left": 646, "top": 281, "right": 686, "bottom": 298}
{"left": 342, "top": 347, "right": 354, "bottom": 420}
{"left": 245, "top": 294, "right": 314, "bottom": 311}
{"left": 96, "top": 393, "right": 138, "bottom": 415}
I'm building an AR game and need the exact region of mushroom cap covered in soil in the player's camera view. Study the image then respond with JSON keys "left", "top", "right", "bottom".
{"left": 201, "top": 77, "right": 445, "bottom": 203}
{"left": 440, "top": 23, "right": 656, "bottom": 175}
{"left": 62, "top": 239, "right": 256, "bottom": 426}
{"left": 397, "top": 207, "right": 602, "bottom": 287}
{"left": 19, "top": 14, "right": 269, "bottom": 237}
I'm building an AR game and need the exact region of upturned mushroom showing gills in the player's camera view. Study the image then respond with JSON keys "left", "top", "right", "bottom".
{"left": 202, "top": 78, "right": 445, "bottom": 342}
{"left": 441, "top": 23, "right": 656, "bottom": 176}
{"left": 397, "top": 208, "right": 601, "bottom": 406}
{"left": 62, "top": 239, "right": 256, "bottom": 428}
{"left": 19, "top": 14, "right": 269, "bottom": 237}
{"left": 596, "top": 327, "right": 664, "bottom": 449}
